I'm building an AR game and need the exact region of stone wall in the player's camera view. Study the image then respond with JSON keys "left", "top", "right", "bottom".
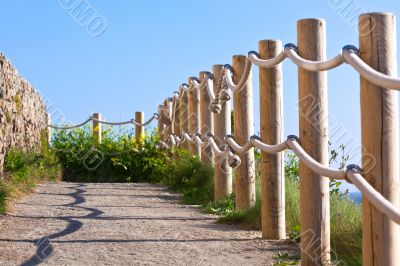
{"left": 0, "top": 53, "right": 48, "bottom": 172}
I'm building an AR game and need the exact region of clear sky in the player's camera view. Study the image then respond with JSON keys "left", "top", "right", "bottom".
{"left": 1, "top": 1, "right": 400, "bottom": 191}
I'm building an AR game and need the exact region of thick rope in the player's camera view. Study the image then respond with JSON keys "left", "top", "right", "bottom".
{"left": 224, "top": 58, "right": 252, "bottom": 92}
{"left": 249, "top": 43, "right": 400, "bottom": 90}
{"left": 49, "top": 117, "right": 93, "bottom": 130}
{"left": 162, "top": 130, "right": 400, "bottom": 224}
{"left": 159, "top": 40, "right": 400, "bottom": 224}
{"left": 50, "top": 114, "right": 158, "bottom": 130}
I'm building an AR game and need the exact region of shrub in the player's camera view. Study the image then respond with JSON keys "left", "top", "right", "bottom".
{"left": 0, "top": 148, "right": 62, "bottom": 214}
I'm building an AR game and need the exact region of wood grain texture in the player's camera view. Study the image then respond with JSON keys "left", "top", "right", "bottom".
{"left": 232, "top": 55, "right": 256, "bottom": 210}
{"left": 188, "top": 77, "right": 201, "bottom": 157}
{"left": 199, "top": 71, "right": 214, "bottom": 165}
{"left": 92, "top": 113, "right": 102, "bottom": 146}
{"left": 359, "top": 12, "right": 399, "bottom": 266}
{"left": 212, "top": 65, "right": 232, "bottom": 200}
{"left": 258, "top": 40, "right": 285, "bottom": 240}
{"left": 135, "top": 111, "right": 145, "bottom": 142}
{"left": 297, "top": 18, "right": 330, "bottom": 265}
{"left": 173, "top": 95, "right": 180, "bottom": 137}
{"left": 157, "top": 104, "right": 164, "bottom": 141}
{"left": 179, "top": 89, "right": 189, "bottom": 151}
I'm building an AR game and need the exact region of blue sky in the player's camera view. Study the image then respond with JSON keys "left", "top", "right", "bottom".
{"left": 1, "top": 1, "right": 400, "bottom": 191}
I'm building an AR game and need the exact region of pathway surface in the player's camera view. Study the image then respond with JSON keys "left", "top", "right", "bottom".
{"left": 0, "top": 182, "right": 297, "bottom": 265}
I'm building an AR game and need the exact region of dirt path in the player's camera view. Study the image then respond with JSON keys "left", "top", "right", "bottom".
{"left": 0, "top": 182, "right": 297, "bottom": 265}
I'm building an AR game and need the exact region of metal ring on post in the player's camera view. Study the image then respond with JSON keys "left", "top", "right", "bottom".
{"left": 284, "top": 43, "right": 298, "bottom": 53}
{"left": 345, "top": 164, "right": 363, "bottom": 184}
{"left": 287, "top": 134, "right": 300, "bottom": 143}
{"left": 250, "top": 135, "right": 262, "bottom": 141}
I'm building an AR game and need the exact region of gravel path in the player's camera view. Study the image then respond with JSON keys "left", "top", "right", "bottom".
{"left": 0, "top": 182, "right": 297, "bottom": 265}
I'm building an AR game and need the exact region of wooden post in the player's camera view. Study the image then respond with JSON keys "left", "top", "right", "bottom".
{"left": 135, "top": 111, "right": 145, "bottom": 142}
{"left": 297, "top": 19, "right": 330, "bottom": 265}
{"left": 157, "top": 104, "right": 164, "bottom": 141}
{"left": 179, "top": 86, "right": 189, "bottom": 151}
{"left": 258, "top": 40, "right": 285, "bottom": 240}
{"left": 359, "top": 12, "right": 399, "bottom": 266}
{"left": 47, "top": 114, "right": 52, "bottom": 146}
{"left": 199, "top": 71, "right": 214, "bottom": 165}
{"left": 232, "top": 55, "right": 256, "bottom": 210}
{"left": 173, "top": 94, "right": 181, "bottom": 142}
{"left": 212, "top": 65, "right": 232, "bottom": 200}
{"left": 188, "top": 77, "right": 201, "bottom": 158}
{"left": 92, "top": 113, "right": 102, "bottom": 146}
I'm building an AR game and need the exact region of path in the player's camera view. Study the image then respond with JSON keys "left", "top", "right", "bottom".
{"left": 0, "top": 182, "right": 297, "bottom": 265}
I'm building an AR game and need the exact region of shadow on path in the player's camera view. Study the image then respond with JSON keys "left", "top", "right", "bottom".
{"left": 21, "top": 184, "right": 104, "bottom": 266}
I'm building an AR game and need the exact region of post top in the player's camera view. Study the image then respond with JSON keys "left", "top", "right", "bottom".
{"left": 297, "top": 18, "right": 325, "bottom": 25}
{"left": 232, "top": 54, "right": 247, "bottom": 60}
{"left": 258, "top": 39, "right": 283, "bottom": 49}
{"left": 360, "top": 12, "right": 395, "bottom": 18}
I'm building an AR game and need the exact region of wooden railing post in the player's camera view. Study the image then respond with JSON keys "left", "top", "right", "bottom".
{"left": 199, "top": 71, "right": 214, "bottom": 165}
{"left": 179, "top": 86, "right": 189, "bottom": 151}
{"left": 297, "top": 19, "right": 330, "bottom": 265}
{"left": 47, "top": 114, "right": 52, "bottom": 146}
{"left": 232, "top": 55, "right": 256, "bottom": 209}
{"left": 135, "top": 111, "right": 145, "bottom": 143}
{"left": 157, "top": 104, "right": 164, "bottom": 141}
{"left": 359, "top": 12, "right": 399, "bottom": 266}
{"left": 188, "top": 77, "right": 201, "bottom": 157}
{"left": 173, "top": 93, "right": 181, "bottom": 144}
{"left": 258, "top": 40, "right": 285, "bottom": 240}
{"left": 212, "top": 65, "right": 232, "bottom": 200}
{"left": 92, "top": 113, "right": 102, "bottom": 146}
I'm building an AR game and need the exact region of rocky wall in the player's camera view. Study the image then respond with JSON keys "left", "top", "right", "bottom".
{"left": 0, "top": 53, "right": 48, "bottom": 173}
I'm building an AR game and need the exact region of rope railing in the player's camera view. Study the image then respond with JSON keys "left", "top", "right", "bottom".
{"left": 156, "top": 13, "right": 399, "bottom": 264}
{"left": 161, "top": 129, "right": 400, "bottom": 225}
{"left": 171, "top": 44, "right": 400, "bottom": 116}
{"left": 49, "top": 113, "right": 158, "bottom": 130}
{"left": 158, "top": 42, "right": 400, "bottom": 223}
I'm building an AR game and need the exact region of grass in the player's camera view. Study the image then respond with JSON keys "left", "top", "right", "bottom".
{"left": 0, "top": 148, "right": 62, "bottom": 214}
{"left": 207, "top": 152, "right": 361, "bottom": 265}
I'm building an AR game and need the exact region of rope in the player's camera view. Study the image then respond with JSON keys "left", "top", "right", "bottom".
{"left": 158, "top": 40, "right": 400, "bottom": 225}
{"left": 342, "top": 46, "right": 400, "bottom": 90}
{"left": 224, "top": 58, "right": 252, "bottom": 92}
{"left": 161, "top": 130, "right": 400, "bottom": 224}
{"left": 249, "top": 43, "right": 400, "bottom": 90}
{"left": 49, "top": 114, "right": 158, "bottom": 130}
{"left": 49, "top": 117, "right": 92, "bottom": 129}
{"left": 346, "top": 169, "right": 400, "bottom": 224}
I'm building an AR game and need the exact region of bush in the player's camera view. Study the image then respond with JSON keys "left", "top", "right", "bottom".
{"left": 0, "top": 148, "right": 62, "bottom": 214}
{"left": 52, "top": 126, "right": 167, "bottom": 183}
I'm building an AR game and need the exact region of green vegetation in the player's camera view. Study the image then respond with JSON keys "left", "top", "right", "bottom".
{"left": 0, "top": 148, "right": 62, "bottom": 214}
{"left": 51, "top": 126, "right": 166, "bottom": 183}
{"left": 49, "top": 127, "right": 361, "bottom": 265}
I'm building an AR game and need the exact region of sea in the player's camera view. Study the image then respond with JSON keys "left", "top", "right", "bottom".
{"left": 348, "top": 191, "right": 362, "bottom": 204}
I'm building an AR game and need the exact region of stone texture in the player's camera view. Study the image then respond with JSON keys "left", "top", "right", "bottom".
{"left": 0, "top": 53, "right": 48, "bottom": 173}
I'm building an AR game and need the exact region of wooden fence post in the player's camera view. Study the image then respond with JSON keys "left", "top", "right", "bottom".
{"left": 47, "top": 114, "right": 52, "bottom": 146}
{"left": 157, "top": 104, "right": 164, "bottom": 141}
{"left": 92, "top": 113, "right": 102, "bottom": 146}
{"left": 258, "top": 40, "right": 285, "bottom": 240}
{"left": 297, "top": 19, "right": 330, "bottom": 265}
{"left": 212, "top": 65, "right": 232, "bottom": 200}
{"left": 179, "top": 86, "right": 189, "bottom": 151}
{"left": 173, "top": 93, "right": 181, "bottom": 143}
{"left": 232, "top": 55, "right": 256, "bottom": 209}
{"left": 188, "top": 77, "right": 201, "bottom": 157}
{"left": 359, "top": 12, "right": 399, "bottom": 266}
{"left": 199, "top": 71, "right": 214, "bottom": 165}
{"left": 135, "top": 111, "right": 145, "bottom": 142}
